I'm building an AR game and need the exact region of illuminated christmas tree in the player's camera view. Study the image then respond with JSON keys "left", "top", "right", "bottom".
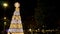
{"left": 7, "top": 2, "right": 24, "bottom": 34}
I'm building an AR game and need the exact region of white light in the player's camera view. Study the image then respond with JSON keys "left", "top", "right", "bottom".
{"left": 14, "top": 2, "right": 20, "bottom": 8}
{"left": 38, "top": 29, "right": 39, "bottom": 30}
{"left": 29, "top": 28, "right": 31, "bottom": 31}
{"left": 42, "top": 25, "right": 44, "bottom": 27}
{"left": 4, "top": 17, "right": 6, "bottom": 19}
{"left": 3, "top": 3, "right": 8, "bottom": 7}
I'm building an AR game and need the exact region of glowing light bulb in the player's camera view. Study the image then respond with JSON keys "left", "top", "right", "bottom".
{"left": 3, "top": 3, "right": 8, "bottom": 7}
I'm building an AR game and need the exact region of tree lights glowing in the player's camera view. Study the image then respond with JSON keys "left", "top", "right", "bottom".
{"left": 7, "top": 2, "right": 24, "bottom": 34}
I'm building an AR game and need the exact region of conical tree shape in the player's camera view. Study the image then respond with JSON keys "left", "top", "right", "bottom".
{"left": 7, "top": 2, "right": 24, "bottom": 34}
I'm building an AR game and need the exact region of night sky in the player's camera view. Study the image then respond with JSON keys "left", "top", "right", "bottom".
{"left": 0, "top": 0, "right": 59, "bottom": 33}
{"left": 0, "top": 0, "right": 36, "bottom": 32}
{"left": 0, "top": 0, "right": 36, "bottom": 19}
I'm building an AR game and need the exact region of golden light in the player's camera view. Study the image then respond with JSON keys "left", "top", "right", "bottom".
{"left": 4, "top": 22, "right": 7, "bottom": 25}
{"left": 35, "top": 30, "right": 37, "bottom": 32}
{"left": 38, "top": 29, "right": 39, "bottom": 30}
{"left": 4, "top": 17, "right": 6, "bottom": 19}
{"left": 14, "top": 2, "right": 20, "bottom": 8}
{"left": 29, "top": 28, "right": 32, "bottom": 32}
{"left": 3, "top": 3, "right": 8, "bottom": 7}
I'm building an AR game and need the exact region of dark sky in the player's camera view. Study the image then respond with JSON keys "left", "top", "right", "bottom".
{"left": 0, "top": 0, "right": 36, "bottom": 20}
{"left": 0, "top": 0, "right": 60, "bottom": 33}
{"left": 0, "top": 0, "right": 36, "bottom": 32}
{"left": 0, "top": 0, "right": 59, "bottom": 28}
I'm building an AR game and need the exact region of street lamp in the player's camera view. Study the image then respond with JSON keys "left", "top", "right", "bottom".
{"left": 3, "top": 3, "right": 8, "bottom": 18}
{"left": 3, "top": 3, "right": 8, "bottom": 8}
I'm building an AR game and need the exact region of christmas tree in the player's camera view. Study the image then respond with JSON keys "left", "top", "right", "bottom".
{"left": 7, "top": 2, "right": 24, "bottom": 34}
